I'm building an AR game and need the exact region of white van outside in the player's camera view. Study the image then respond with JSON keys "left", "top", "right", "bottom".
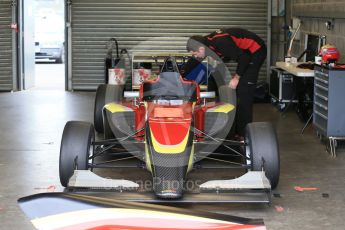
{"left": 35, "top": 15, "right": 64, "bottom": 63}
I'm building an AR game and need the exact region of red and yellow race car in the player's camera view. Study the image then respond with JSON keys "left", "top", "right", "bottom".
{"left": 18, "top": 55, "right": 278, "bottom": 230}
{"left": 59, "top": 55, "right": 279, "bottom": 202}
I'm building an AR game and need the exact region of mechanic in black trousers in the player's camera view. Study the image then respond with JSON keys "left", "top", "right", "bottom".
{"left": 184, "top": 27, "right": 267, "bottom": 140}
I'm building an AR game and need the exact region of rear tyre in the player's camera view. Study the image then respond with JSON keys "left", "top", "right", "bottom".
{"left": 59, "top": 121, "right": 95, "bottom": 187}
{"left": 103, "top": 109, "right": 114, "bottom": 139}
{"left": 245, "top": 122, "right": 280, "bottom": 189}
{"left": 94, "top": 84, "right": 123, "bottom": 133}
{"left": 218, "top": 85, "right": 236, "bottom": 140}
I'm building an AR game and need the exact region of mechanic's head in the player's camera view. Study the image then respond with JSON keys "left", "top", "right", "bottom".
{"left": 186, "top": 35, "right": 208, "bottom": 59}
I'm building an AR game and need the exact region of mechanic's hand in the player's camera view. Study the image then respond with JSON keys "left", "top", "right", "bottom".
{"left": 229, "top": 74, "right": 240, "bottom": 89}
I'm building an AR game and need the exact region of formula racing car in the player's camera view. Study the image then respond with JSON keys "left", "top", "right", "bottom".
{"left": 58, "top": 55, "right": 280, "bottom": 202}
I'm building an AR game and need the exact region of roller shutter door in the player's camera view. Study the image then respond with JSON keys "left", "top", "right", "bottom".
{"left": 69, "top": 0, "right": 269, "bottom": 90}
{"left": 0, "top": 0, "right": 14, "bottom": 91}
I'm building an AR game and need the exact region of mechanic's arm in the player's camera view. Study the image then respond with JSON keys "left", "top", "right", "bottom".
{"left": 214, "top": 37, "right": 251, "bottom": 89}
{"left": 229, "top": 52, "right": 251, "bottom": 89}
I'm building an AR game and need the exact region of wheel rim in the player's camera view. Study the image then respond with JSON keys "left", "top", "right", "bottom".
{"left": 245, "top": 136, "right": 252, "bottom": 169}
{"left": 88, "top": 132, "right": 95, "bottom": 170}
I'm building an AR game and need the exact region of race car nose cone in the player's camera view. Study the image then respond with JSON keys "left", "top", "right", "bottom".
{"left": 156, "top": 191, "right": 183, "bottom": 199}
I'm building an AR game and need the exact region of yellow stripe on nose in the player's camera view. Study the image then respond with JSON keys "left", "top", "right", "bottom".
{"left": 150, "top": 128, "right": 190, "bottom": 154}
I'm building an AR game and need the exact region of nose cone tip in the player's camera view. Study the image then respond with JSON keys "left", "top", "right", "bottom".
{"left": 155, "top": 191, "right": 183, "bottom": 199}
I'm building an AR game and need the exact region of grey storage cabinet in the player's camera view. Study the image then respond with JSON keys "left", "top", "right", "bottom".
{"left": 313, "top": 65, "right": 345, "bottom": 156}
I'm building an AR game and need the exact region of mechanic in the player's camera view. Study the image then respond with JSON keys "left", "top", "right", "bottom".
{"left": 184, "top": 27, "right": 267, "bottom": 139}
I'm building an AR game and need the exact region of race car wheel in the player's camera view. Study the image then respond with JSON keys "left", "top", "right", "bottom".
{"left": 94, "top": 84, "right": 123, "bottom": 133}
{"left": 217, "top": 85, "right": 236, "bottom": 139}
{"left": 245, "top": 122, "right": 280, "bottom": 189}
{"left": 59, "top": 121, "right": 95, "bottom": 187}
{"left": 103, "top": 109, "right": 114, "bottom": 139}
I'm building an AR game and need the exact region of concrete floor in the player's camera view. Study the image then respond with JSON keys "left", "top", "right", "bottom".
{"left": 0, "top": 88, "right": 344, "bottom": 229}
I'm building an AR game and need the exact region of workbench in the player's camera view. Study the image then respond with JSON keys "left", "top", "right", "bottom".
{"left": 272, "top": 62, "right": 314, "bottom": 122}
{"left": 276, "top": 62, "right": 314, "bottom": 77}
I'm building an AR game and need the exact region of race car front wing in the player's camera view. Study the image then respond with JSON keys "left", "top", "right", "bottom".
{"left": 66, "top": 170, "right": 271, "bottom": 204}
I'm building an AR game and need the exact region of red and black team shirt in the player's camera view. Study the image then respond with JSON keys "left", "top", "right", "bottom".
{"left": 206, "top": 28, "right": 265, "bottom": 77}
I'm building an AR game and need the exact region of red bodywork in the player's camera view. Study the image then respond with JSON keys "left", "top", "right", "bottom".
{"left": 122, "top": 75, "right": 221, "bottom": 144}
{"left": 147, "top": 102, "right": 193, "bottom": 145}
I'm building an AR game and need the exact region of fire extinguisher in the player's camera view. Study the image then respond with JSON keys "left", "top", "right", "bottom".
{"left": 105, "top": 38, "right": 126, "bottom": 85}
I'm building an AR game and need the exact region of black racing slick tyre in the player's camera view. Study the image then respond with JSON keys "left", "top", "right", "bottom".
{"left": 59, "top": 121, "right": 95, "bottom": 187}
{"left": 245, "top": 122, "right": 280, "bottom": 189}
{"left": 103, "top": 109, "right": 114, "bottom": 139}
{"left": 218, "top": 85, "right": 236, "bottom": 139}
{"left": 94, "top": 84, "right": 123, "bottom": 133}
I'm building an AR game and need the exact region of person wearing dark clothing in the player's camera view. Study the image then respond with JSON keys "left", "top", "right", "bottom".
{"left": 184, "top": 27, "right": 267, "bottom": 138}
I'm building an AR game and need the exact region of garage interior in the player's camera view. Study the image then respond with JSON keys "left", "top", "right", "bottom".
{"left": 1, "top": 0, "right": 345, "bottom": 229}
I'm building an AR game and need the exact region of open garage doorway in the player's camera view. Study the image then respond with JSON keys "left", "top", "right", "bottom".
{"left": 33, "top": 0, "right": 65, "bottom": 90}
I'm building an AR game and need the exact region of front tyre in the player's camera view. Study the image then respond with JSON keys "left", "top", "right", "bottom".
{"left": 59, "top": 121, "right": 95, "bottom": 187}
{"left": 245, "top": 122, "right": 280, "bottom": 189}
